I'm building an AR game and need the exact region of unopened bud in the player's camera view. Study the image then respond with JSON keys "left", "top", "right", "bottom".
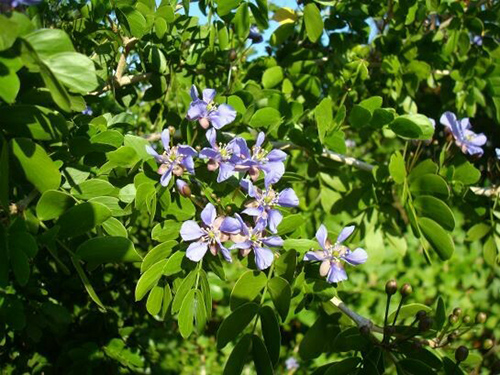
{"left": 453, "top": 308, "right": 462, "bottom": 317}
{"left": 416, "top": 310, "right": 427, "bottom": 321}
{"left": 418, "top": 317, "right": 433, "bottom": 332}
{"left": 176, "top": 179, "right": 191, "bottom": 197}
{"left": 449, "top": 314, "right": 459, "bottom": 325}
{"left": 483, "top": 339, "right": 494, "bottom": 350}
{"left": 462, "top": 315, "right": 471, "bottom": 324}
{"left": 455, "top": 346, "right": 469, "bottom": 362}
{"left": 476, "top": 312, "right": 487, "bottom": 324}
{"left": 168, "top": 126, "right": 175, "bottom": 135}
{"left": 400, "top": 283, "right": 412, "bottom": 297}
{"left": 229, "top": 49, "right": 237, "bottom": 61}
{"left": 385, "top": 280, "right": 397, "bottom": 295}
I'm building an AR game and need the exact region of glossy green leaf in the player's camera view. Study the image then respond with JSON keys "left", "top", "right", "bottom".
{"left": 389, "top": 151, "right": 406, "bottom": 184}
{"left": 389, "top": 114, "right": 435, "bottom": 140}
{"left": 135, "top": 259, "right": 167, "bottom": 301}
{"left": 419, "top": 217, "right": 455, "bottom": 261}
{"left": 146, "top": 286, "right": 164, "bottom": 316}
{"left": 388, "top": 303, "right": 432, "bottom": 322}
{"left": 223, "top": 334, "right": 252, "bottom": 375}
{"left": 10, "top": 138, "right": 61, "bottom": 193}
{"left": 268, "top": 276, "right": 291, "bottom": 321}
{"left": 304, "top": 3, "right": 323, "bottom": 42}
{"left": 262, "top": 66, "right": 283, "bottom": 89}
{"left": 36, "top": 190, "right": 76, "bottom": 221}
{"left": 178, "top": 289, "right": 196, "bottom": 338}
{"left": 217, "top": 302, "right": 259, "bottom": 349}
{"left": 141, "top": 241, "right": 177, "bottom": 273}
{"left": 414, "top": 195, "right": 455, "bottom": 231}
{"left": 230, "top": 270, "right": 267, "bottom": 310}
{"left": 259, "top": 305, "right": 280, "bottom": 366}
{"left": 251, "top": 335, "right": 273, "bottom": 375}
{"left": 76, "top": 236, "right": 141, "bottom": 264}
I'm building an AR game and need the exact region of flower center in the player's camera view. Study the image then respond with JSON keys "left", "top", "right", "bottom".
{"left": 329, "top": 243, "right": 348, "bottom": 260}
{"left": 219, "top": 143, "right": 232, "bottom": 160}
{"left": 252, "top": 146, "right": 268, "bottom": 162}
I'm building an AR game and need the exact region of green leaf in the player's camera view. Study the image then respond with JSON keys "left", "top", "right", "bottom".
{"left": 146, "top": 286, "right": 164, "bottom": 316}
{"left": 414, "top": 196, "right": 455, "bottom": 231}
{"left": 434, "top": 296, "right": 446, "bottom": 331}
{"left": 71, "top": 179, "right": 117, "bottom": 200}
{"left": 223, "top": 334, "right": 252, "bottom": 375}
{"left": 324, "top": 357, "right": 362, "bottom": 375}
{"left": 135, "top": 259, "right": 167, "bottom": 301}
{"left": 268, "top": 276, "right": 291, "bottom": 321}
{"left": 316, "top": 97, "right": 333, "bottom": 143}
{"left": 230, "top": 270, "right": 267, "bottom": 310}
{"left": 76, "top": 237, "right": 141, "bottom": 264}
{"left": 249, "top": 107, "right": 282, "bottom": 130}
{"left": 217, "top": 302, "right": 259, "bottom": 349}
{"left": 10, "top": 138, "right": 61, "bottom": 193}
{"left": 10, "top": 247, "right": 30, "bottom": 286}
{"left": 484, "top": 235, "right": 498, "bottom": 267}
{"left": 23, "top": 29, "right": 74, "bottom": 60}
{"left": 349, "top": 105, "right": 371, "bottom": 128}
{"left": 259, "top": 305, "right": 280, "bottom": 366}
{"left": 262, "top": 66, "right": 284, "bottom": 89}
{"left": 119, "top": 7, "right": 147, "bottom": 38}
{"left": 277, "top": 214, "right": 303, "bottom": 235}
{"left": 171, "top": 270, "right": 197, "bottom": 313}
{"left": 217, "top": 0, "right": 241, "bottom": 16}
{"left": 163, "top": 251, "right": 185, "bottom": 276}
{"left": 44, "top": 52, "right": 98, "bottom": 93}
{"left": 0, "top": 68, "right": 20, "bottom": 104}
{"left": 389, "top": 151, "right": 406, "bottom": 184}
{"left": 106, "top": 146, "right": 140, "bottom": 168}
{"left": 36, "top": 190, "right": 76, "bottom": 221}
{"left": 0, "top": 15, "right": 19, "bottom": 51}
{"left": 283, "top": 239, "right": 318, "bottom": 254}
{"left": 141, "top": 241, "right": 177, "bottom": 273}
{"left": 39, "top": 61, "right": 72, "bottom": 112}
{"left": 299, "top": 316, "right": 328, "bottom": 360}
{"left": 154, "top": 17, "right": 167, "bottom": 38}
{"left": 419, "top": 217, "right": 455, "bottom": 261}
{"left": 194, "top": 289, "right": 207, "bottom": 332}
{"left": 102, "top": 217, "right": 128, "bottom": 238}
{"left": 71, "top": 256, "right": 106, "bottom": 310}
{"left": 233, "top": 3, "right": 250, "bottom": 38}
{"left": 275, "top": 249, "right": 296, "bottom": 283}
{"left": 304, "top": 3, "right": 323, "bottom": 43}
{"left": 56, "top": 202, "right": 112, "bottom": 238}
{"left": 410, "top": 174, "right": 449, "bottom": 199}
{"left": 399, "top": 358, "right": 436, "bottom": 375}
{"left": 251, "top": 335, "right": 274, "bottom": 375}
{"left": 388, "top": 303, "right": 432, "bottom": 323}
{"left": 0, "top": 140, "right": 8, "bottom": 209}
{"left": 466, "top": 223, "right": 491, "bottom": 242}
{"left": 178, "top": 289, "right": 196, "bottom": 338}
{"left": 151, "top": 220, "right": 181, "bottom": 242}
{"left": 161, "top": 284, "right": 173, "bottom": 318}
{"left": 389, "top": 114, "right": 435, "bottom": 140}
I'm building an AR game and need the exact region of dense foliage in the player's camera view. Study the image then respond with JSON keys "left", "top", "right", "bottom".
{"left": 1, "top": 0, "right": 500, "bottom": 373}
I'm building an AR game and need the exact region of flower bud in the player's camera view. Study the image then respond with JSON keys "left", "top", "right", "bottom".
{"left": 449, "top": 314, "right": 459, "bottom": 325}
{"left": 453, "top": 307, "right": 462, "bottom": 317}
{"left": 385, "top": 280, "right": 397, "bottom": 295}
{"left": 176, "top": 179, "right": 191, "bottom": 197}
{"left": 483, "top": 339, "right": 494, "bottom": 350}
{"left": 229, "top": 49, "right": 237, "bottom": 61}
{"left": 168, "top": 126, "right": 175, "bottom": 135}
{"left": 418, "top": 317, "right": 433, "bottom": 332}
{"left": 400, "top": 283, "right": 412, "bottom": 297}
{"left": 475, "top": 312, "right": 487, "bottom": 324}
{"left": 462, "top": 315, "right": 471, "bottom": 324}
{"left": 455, "top": 346, "right": 469, "bottom": 362}
{"left": 416, "top": 310, "right": 427, "bottom": 321}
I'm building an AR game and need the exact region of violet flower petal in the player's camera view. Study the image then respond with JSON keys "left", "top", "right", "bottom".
{"left": 180, "top": 220, "right": 205, "bottom": 241}
{"left": 186, "top": 241, "right": 209, "bottom": 262}
{"left": 254, "top": 246, "right": 274, "bottom": 270}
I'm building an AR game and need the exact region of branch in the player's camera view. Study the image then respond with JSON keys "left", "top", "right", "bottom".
{"left": 330, "top": 296, "right": 375, "bottom": 330}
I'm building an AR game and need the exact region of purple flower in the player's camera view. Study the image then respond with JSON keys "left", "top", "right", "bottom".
{"left": 2, "top": 0, "right": 41, "bottom": 5}
{"left": 230, "top": 214, "right": 283, "bottom": 270}
{"left": 145, "top": 129, "right": 197, "bottom": 187}
{"left": 180, "top": 203, "right": 241, "bottom": 262}
{"left": 285, "top": 357, "right": 299, "bottom": 371}
{"left": 186, "top": 86, "right": 236, "bottom": 130}
{"left": 472, "top": 35, "right": 483, "bottom": 46}
{"left": 176, "top": 179, "right": 191, "bottom": 197}
{"left": 440, "top": 112, "right": 487, "bottom": 156}
{"left": 248, "top": 26, "right": 263, "bottom": 44}
{"left": 241, "top": 179, "right": 299, "bottom": 233}
{"left": 82, "top": 106, "right": 93, "bottom": 116}
{"left": 232, "top": 132, "right": 287, "bottom": 188}
{"left": 199, "top": 128, "right": 241, "bottom": 182}
{"left": 303, "top": 225, "right": 368, "bottom": 283}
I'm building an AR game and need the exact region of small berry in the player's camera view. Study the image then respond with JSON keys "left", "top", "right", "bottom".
{"left": 229, "top": 49, "right": 237, "bottom": 61}
{"left": 418, "top": 317, "right": 433, "bottom": 332}
{"left": 462, "top": 315, "right": 471, "bottom": 324}
{"left": 449, "top": 314, "right": 459, "bottom": 325}
{"left": 483, "top": 339, "right": 494, "bottom": 350}
{"left": 455, "top": 346, "right": 469, "bottom": 362}
{"left": 453, "top": 307, "right": 462, "bottom": 316}
{"left": 476, "top": 312, "right": 487, "bottom": 324}
{"left": 416, "top": 310, "right": 427, "bottom": 321}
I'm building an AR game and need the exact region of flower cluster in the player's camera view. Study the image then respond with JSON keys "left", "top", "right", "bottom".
{"left": 147, "top": 86, "right": 368, "bottom": 281}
